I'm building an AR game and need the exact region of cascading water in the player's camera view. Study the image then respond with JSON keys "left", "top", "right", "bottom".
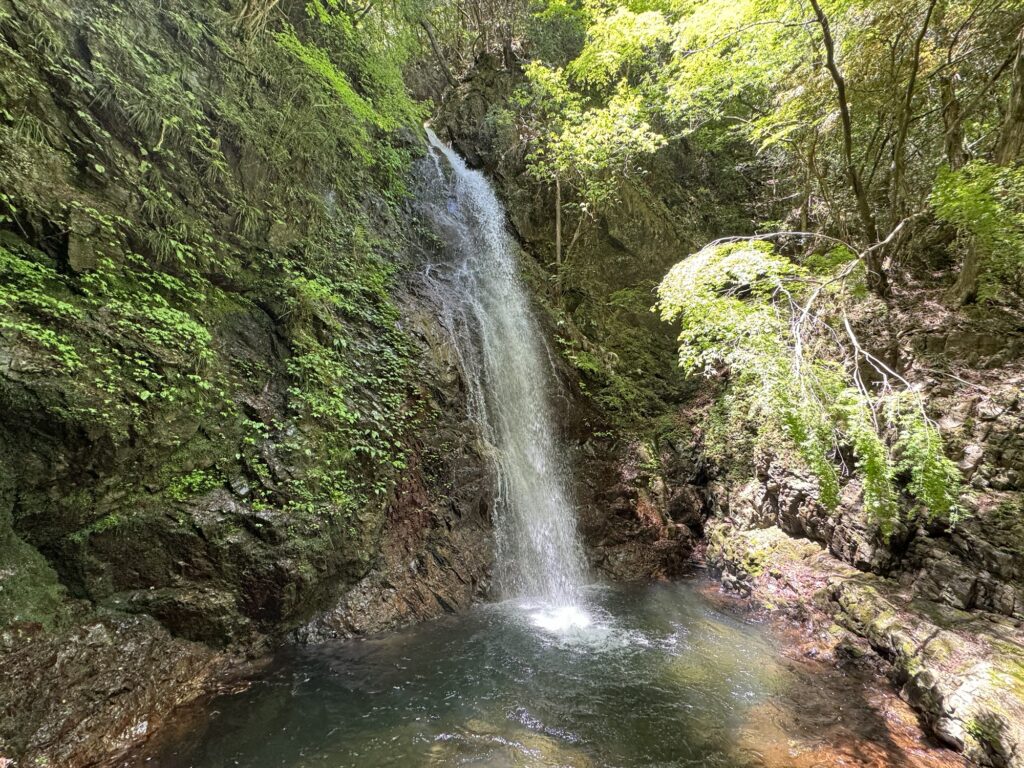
{"left": 417, "top": 128, "right": 589, "bottom": 613}
{"left": 145, "top": 131, "right": 963, "bottom": 768}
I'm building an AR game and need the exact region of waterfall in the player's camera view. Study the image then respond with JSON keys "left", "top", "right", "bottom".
{"left": 417, "top": 128, "right": 588, "bottom": 610}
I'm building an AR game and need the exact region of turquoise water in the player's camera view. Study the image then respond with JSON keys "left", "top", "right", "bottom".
{"left": 146, "top": 583, "right": 805, "bottom": 768}
{"left": 143, "top": 581, "right": 960, "bottom": 768}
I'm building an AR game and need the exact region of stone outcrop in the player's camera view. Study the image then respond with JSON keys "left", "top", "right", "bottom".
{"left": 297, "top": 300, "right": 496, "bottom": 641}
{"left": 576, "top": 438, "right": 703, "bottom": 581}
{"left": 706, "top": 521, "right": 1024, "bottom": 767}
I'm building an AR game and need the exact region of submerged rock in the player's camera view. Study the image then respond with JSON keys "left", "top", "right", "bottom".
{"left": 707, "top": 519, "right": 1024, "bottom": 767}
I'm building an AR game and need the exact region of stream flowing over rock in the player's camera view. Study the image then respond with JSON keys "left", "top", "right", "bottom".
{"left": 415, "top": 128, "right": 588, "bottom": 607}
{"left": 3, "top": 1, "right": 1024, "bottom": 766}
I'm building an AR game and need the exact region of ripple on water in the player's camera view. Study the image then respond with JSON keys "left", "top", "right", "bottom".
{"left": 138, "top": 581, "right": 961, "bottom": 768}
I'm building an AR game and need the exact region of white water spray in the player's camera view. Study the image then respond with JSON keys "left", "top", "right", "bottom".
{"left": 418, "top": 128, "right": 589, "bottom": 613}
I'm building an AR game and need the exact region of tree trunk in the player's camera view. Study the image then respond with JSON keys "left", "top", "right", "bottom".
{"left": 995, "top": 28, "right": 1024, "bottom": 166}
{"left": 891, "top": 0, "right": 938, "bottom": 219}
{"left": 951, "top": 240, "right": 982, "bottom": 304}
{"left": 421, "top": 20, "right": 456, "bottom": 89}
{"left": 940, "top": 76, "right": 969, "bottom": 170}
{"left": 953, "top": 26, "right": 1023, "bottom": 303}
{"left": 808, "top": 0, "right": 886, "bottom": 295}
{"left": 946, "top": 72, "right": 977, "bottom": 304}
{"left": 801, "top": 134, "right": 815, "bottom": 231}
{"left": 554, "top": 176, "right": 562, "bottom": 299}
{"left": 935, "top": 3, "right": 975, "bottom": 305}
{"left": 934, "top": 2, "right": 969, "bottom": 171}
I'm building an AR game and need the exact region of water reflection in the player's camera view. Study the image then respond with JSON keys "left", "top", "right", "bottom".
{"left": 144, "top": 582, "right": 957, "bottom": 768}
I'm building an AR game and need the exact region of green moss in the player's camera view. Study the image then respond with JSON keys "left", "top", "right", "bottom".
{"left": 166, "top": 470, "right": 223, "bottom": 503}
{"left": 989, "top": 643, "right": 1024, "bottom": 699}
{"left": 0, "top": 0, "right": 426, "bottom": 519}
{"left": 0, "top": 236, "right": 84, "bottom": 372}
{"left": 0, "top": 521, "right": 66, "bottom": 628}
{"left": 68, "top": 513, "right": 124, "bottom": 544}
{"left": 965, "top": 712, "right": 1010, "bottom": 759}
{"left": 707, "top": 525, "right": 806, "bottom": 580}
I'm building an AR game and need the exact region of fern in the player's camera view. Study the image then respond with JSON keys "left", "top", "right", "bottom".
{"left": 835, "top": 389, "right": 898, "bottom": 533}
{"left": 891, "top": 397, "right": 963, "bottom": 525}
{"left": 657, "top": 242, "right": 964, "bottom": 535}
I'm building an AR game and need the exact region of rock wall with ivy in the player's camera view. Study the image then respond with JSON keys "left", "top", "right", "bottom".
{"left": 0, "top": 1, "right": 494, "bottom": 763}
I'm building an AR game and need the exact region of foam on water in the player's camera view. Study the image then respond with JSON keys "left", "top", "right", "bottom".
{"left": 528, "top": 604, "right": 594, "bottom": 633}
{"left": 492, "top": 594, "right": 647, "bottom": 653}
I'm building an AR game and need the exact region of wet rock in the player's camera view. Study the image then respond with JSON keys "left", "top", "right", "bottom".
{"left": 830, "top": 577, "right": 1024, "bottom": 767}
{"left": 666, "top": 484, "right": 704, "bottom": 528}
{"left": 961, "top": 444, "right": 986, "bottom": 477}
{"left": 577, "top": 439, "right": 701, "bottom": 581}
{"left": 0, "top": 607, "right": 220, "bottom": 766}
{"left": 298, "top": 447, "right": 493, "bottom": 641}
{"left": 297, "top": 276, "right": 496, "bottom": 642}
{"left": 266, "top": 219, "right": 298, "bottom": 250}
{"left": 705, "top": 518, "right": 1024, "bottom": 767}
{"left": 66, "top": 210, "right": 111, "bottom": 273}
{"left": 0, "top": 63, "right": 499, "bottom": 768}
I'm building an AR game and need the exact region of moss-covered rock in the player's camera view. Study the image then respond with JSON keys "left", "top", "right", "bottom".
{"left": 707, "top": 518, "right": 1024, "bottom": 767}
{"left": 0, "top": 1, "right": 495, "bottom": 764}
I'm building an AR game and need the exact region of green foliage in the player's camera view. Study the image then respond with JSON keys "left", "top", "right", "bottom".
{"left": 514, "top": 0, "right": 1024, "bottom": 297}
{"left": 661, "top": 0, "right": 805, "bottom": 137}
{"left": 932, "top": 161, "right": 1024, "bottom": 300}
{"left": 527, "top": 0, "right": 589, "bottom": 66}
{"left": 658, "top": 242, "right": 963, "bottom": 533}
{"left": 276, "top": 237, "right": 414, "bottom": 515}
{"left": 890, "top": 396, "right": 964, "bottom": 526}
{"left": 0, "top": 0, "right": 426, "bottom": 547}
{"left": 657, "top": 241, "right": 802, "bottom": 374}
{"left": 568, "top": 6, "right": 670, "bottom": 87}
{"left": 275, "top": 28, "right": 381, "bottom": 161}
{"left": 835, "top": 388, "right": 897, "bottom": 532}
{"left": 68, "top": 512, "right": 125, "bottom": 543}
{"left": 0, "top": 239, "right": 84, "bottom": 372}
{"left": 779, "top": 377, "right": 844, "bottom": 511}
{"left": 559, "top": 334, "right": 658, "bottom": 423}
{"left": 166, "top": 470, "right": 223, "bottom": 502}
{"left": 0, "top": 232, "right": 232, "bottom": 440}
{"left": 520, "top": 61, "right": 665, "bottom": 206}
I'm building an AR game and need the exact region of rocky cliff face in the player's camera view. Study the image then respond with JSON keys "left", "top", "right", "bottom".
{"left": 435, "top": 56, "right": 750, "bottom": 582}
{"left": 0, "top": 2, "right": 495, "bottom": 764}
{"left": 696, "top": 297, "right": 1024, "bottom": 765}
{"left": 0, "top": 267, "right": 495, "bottom": 766}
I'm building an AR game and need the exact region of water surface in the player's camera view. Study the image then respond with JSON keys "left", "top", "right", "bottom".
{"left": 144, "top": 582, "right": 956, "bottom": 768}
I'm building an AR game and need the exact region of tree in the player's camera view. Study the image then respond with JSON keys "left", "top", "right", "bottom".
{"left": 656, "top": 239, "right": 963, "bottom": 534}
{"left": 518, "top": 62, "right": 665, "bottom": 296}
